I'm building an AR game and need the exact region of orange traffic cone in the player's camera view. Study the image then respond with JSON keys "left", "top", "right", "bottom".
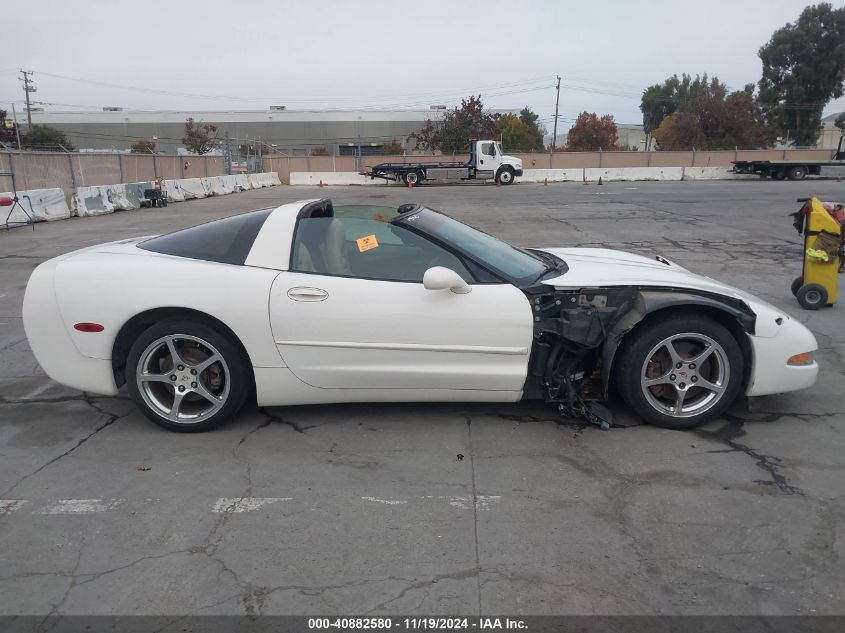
{"left": 598, "top": 176, "right": 603, "bottom": 185}
{"left": 544, "top": 178, "right": 548, "bottom": 186}
{"left": 583, "top": 178, "right": 588, "bottom": 185}
{"left": 407, "top": 179, "right": 413, "bottom": 189}
{"left": 319, "top": 179, "right": 324, "bottom": 188}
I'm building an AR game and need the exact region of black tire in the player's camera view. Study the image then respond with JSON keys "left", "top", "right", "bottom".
{"left": 791, "top": 276, "right": 803, "bottom": 297}
{"left": 126, "top": 318, "right": 250, "bottom": 432}
{"left": 796, "top": 283, "right": 828, "bottom": 310}
{"left": 613, "top": 313, "right": 744, "bottom": 430}
{"left": 161, "top": 199, "right": 168, "bottom": 207}
{"left": 496, "top": 166, "right": 515, "bottom": 185}
{"left": 403, "top": 170, "right": 422, "bottom": 186}
{"left": 787, "top": 166, "right": 807, "bottom": 181}
{"left": 773, "top": 170, "right": 786, "bottom": 181}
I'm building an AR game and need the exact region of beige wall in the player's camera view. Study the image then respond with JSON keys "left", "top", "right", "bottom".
{"left": 1, "top": 151, "right": 227, "bottom": 201}
{"left": 264, "top": 148, "right": 836, "bottom": 180}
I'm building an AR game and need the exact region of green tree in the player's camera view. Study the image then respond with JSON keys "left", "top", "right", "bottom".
{"left": 652, "top": 112, "right": 707, "bottom": 150}
{"left": 410, "top": 95, "right": 498, "bottom": 152}
{"left": 22, "top": 125, "right": 74, "bottom": 151}
{"left": 835, "top": 112, "right": 845, "bottom": 132}
{"left": 181, "top": 117, "right": 219, "bottom": 154}
{"left": 130, "top": 139, "right": 156, "bottom": 153}
{"left": 565, "top": 112, "right": 620, "bottom": 150}
{"left": 758, "top": 3, "right": 845, "bottom": 146}
{"left": 518, "top": 106, "right": 546, "bottom": 150}
{"left": 496, "top": 114, "right": 537, "bottom": 151}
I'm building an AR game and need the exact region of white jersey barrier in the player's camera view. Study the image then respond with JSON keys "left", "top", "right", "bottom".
{"left": 1, "top": 188, "right": 71, "bottom": 222}
{"left": 6, "top": 173, "right": 282, "bottom": 224}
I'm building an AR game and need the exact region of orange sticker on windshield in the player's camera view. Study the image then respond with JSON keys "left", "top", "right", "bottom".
{"left": 356, "top": 234, "right": 379, "bottom": 252}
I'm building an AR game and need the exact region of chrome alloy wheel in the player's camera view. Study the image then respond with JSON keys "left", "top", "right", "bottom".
{"left": 640, "top": 332, "right": 730, "bottom": 418}
{"left": 135, "top": 334, "right": 230, "bottom": 424}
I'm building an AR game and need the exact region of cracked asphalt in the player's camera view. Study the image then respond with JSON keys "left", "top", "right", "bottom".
{"left": 0, "top": 180, "right": 843, "bottom": 616}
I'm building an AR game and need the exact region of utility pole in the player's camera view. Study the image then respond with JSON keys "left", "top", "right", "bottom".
{"left": 11, "top": 103, "right": 22, "bottom": 150}
{"left": 20, "top": 70, "right": 36, "bottom": 128}
{"left": 550, "top": 75, "right": 561, "bottom": 167}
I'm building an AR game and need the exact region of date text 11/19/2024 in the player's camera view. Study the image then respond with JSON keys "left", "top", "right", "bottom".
{"left": 308, "top": 617, "right": 528, "bottom": 630}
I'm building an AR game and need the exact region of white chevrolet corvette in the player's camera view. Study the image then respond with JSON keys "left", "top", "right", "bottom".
{"left": 23, "top": 199, "right": 819, "bottom": 432}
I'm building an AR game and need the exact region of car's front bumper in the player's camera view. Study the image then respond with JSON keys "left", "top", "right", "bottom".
{"left": 745, "top": 318, "right": 819, "bottom": 396}
{"left": 514, "top": 168, "right": 524, "bottom": 177}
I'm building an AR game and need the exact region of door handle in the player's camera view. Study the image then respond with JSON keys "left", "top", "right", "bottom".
{"left": 287, "top": 287, "right": 328, "bottom": 302}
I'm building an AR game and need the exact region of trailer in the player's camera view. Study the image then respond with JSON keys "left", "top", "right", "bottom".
{"left": 362, "top": 140, "right": 523, "bottom": 185}
{"left": 732, "top": 135, "right": 845, "bottom": 180}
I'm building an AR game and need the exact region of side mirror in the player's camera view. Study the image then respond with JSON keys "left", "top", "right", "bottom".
{"left": 423, "top": 267, "right": 471, "bottom": 294}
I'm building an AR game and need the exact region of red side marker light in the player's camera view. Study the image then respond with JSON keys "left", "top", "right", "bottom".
{"left": 74, "top": 322, "right": 104, "bottom": 332}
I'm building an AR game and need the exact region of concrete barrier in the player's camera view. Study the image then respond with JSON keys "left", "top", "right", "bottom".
{"left": 681, "top": 167, "right": 743, "bottom": 180}
{"left": 1, "top": 188, "right": 71, "bottom": 222}
{"left": 235, "top": 174, "right": 250, "bottom": 191}
{"left": 124, "top": 181, "right": 154, "bottom": 207}
{"left": 73, "top": 185, "right": 114, "bottom": 216}
{"left": 164, "top": 180, "right": 185, "bottom": 202}
{"left": 179, "top": 178, "right": 208, "bottom": 199}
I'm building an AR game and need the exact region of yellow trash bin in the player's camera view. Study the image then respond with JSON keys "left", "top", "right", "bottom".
{"left": 791, "top": 197, "right": 841, "bottom": 310}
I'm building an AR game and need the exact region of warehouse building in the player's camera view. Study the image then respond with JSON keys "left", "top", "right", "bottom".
{"left": 13, "top": 107, "right": 518, "bottom": 155}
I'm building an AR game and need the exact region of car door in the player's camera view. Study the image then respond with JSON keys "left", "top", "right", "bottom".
{"left": 268, "top": 210, "right": 533, "bottom": 392}
{"left": 476, "top": 141, "right": 499, "bottom": 179}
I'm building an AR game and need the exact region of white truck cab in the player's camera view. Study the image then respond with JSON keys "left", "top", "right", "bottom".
{"left": 470, "top": 140, "right": 523, "bottom": 183}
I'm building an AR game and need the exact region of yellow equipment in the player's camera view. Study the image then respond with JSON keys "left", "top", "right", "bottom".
{"left": 791, "top": 197, "right": 842, "bottom": 310}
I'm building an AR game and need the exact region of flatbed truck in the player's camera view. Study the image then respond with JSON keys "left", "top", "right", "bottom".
{"left": 362, "top": 140, "right": 523, "bottom": 185}
{"left": 732, "top": 135, "right": 845, "bottom": 180}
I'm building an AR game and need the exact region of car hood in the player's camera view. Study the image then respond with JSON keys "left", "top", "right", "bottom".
{"left": 538, "top": 247, "right": 781, "bottom": 312}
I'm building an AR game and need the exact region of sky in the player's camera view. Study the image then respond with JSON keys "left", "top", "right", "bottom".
{"left": 2, "top": 0, "right": 843, "bottom": 133}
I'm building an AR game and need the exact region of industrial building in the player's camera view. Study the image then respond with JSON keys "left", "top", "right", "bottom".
{"left": 11, "top": 107, "right": 518, "bottom": 155}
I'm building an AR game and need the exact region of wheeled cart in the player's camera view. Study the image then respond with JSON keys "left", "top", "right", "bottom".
{"left": 791, "top": 197, "right": 842, "bottom": 309}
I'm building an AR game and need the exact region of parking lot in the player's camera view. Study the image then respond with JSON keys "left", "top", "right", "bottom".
{"left": 1, "top": 180, "right": 843, "bottom": 616}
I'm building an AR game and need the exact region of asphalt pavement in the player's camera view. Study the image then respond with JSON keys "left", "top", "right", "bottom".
{"left": 0, "top": 179, "right": 843, "bottom": 616}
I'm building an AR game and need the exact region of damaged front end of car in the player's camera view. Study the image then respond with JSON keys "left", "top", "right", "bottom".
{"left": 520, "top": 285, "right": 757, "bottom": 429}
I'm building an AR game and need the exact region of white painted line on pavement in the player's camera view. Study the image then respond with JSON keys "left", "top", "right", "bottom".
{"left": 37, "top": 499, "right": 123, "bottom": 514}
{"left": 0, "top": 500, "right": 28, "bottom": 515}
{"left": 361, "top": 496, "right": 408, "bottom": 505}
{"left": 211, "top": 497, "right": 293, "bottom": 513}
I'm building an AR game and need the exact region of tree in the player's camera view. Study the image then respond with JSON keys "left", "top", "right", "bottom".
{"left": 652, "top": 112, "right": 707, "bottom": 150}
{"left": 758, "top": 3, "right": 845, "bottom": 146}
{"left": 642, "top": 75, "right": 770, "bottom": 149}
{"left": 22, "top": 125, "right": 74, "bottom": 151}
{"left": 181, "top": 117, "right": 219, "bottom": 154}
{"left": 565, "top": 112, "right": 620, "bottom": 150}
{"left": 381, "top": 138, "right": 404, "bottom": 154}
{"left": 519, "top": 107, "right": 546, "bottom": 150}
{"left": 410, "top": 95, "right": 498, "bottom": 152}
{"left": 834, "top": 112, "right": 845, "bottom": 132}
{"left": 130, "top": 139, "right": 156, "bottom": 153}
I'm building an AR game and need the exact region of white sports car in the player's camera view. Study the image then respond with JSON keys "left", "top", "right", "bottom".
{"left": 23, "top": 198, "right": 819, "bottom": 432}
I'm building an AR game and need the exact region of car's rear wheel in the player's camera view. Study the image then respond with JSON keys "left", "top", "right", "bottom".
{"left": 614, "top": 314, "right": 744, "bottom": 429}
{"left": 126, "top": 319, "right": 249, "bottom": 432}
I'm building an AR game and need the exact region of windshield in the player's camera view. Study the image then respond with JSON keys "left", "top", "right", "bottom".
{"left": 394, "top": 207, "right": 549, "bottom": 283}
{"left": 496, "top": 142, "right": 503, "bottom": 156}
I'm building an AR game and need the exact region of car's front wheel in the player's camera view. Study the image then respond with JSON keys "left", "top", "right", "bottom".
{"left": 126, "top": 319, "right": 250, "bottom": 432}
{"left": 614, "top": 314, "right": 744, "bottom": 429}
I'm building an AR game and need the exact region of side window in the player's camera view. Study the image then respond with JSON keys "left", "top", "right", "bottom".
{"left": 481, "top": 142, "right": 494, "bottom": 156}
{"left": 291, "top": 216, "right": 475, "bottom": 283}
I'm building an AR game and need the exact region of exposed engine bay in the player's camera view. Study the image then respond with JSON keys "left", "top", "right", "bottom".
{"left": 520, "top": 284, "right": 757, "bottom": 429}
